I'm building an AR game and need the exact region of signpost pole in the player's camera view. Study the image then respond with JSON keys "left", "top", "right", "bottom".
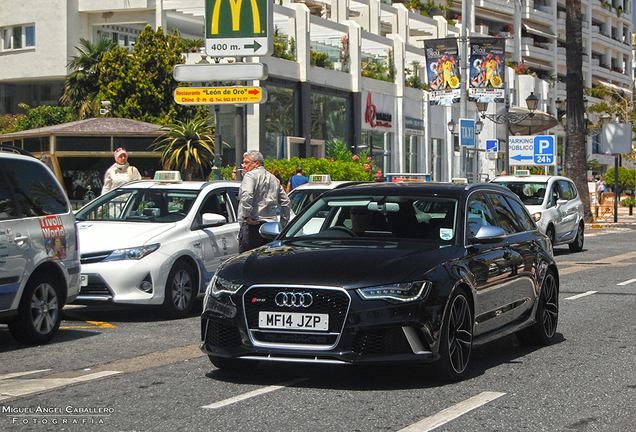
{"left": 213, "top": 105, "right": 223, "bottom": 180}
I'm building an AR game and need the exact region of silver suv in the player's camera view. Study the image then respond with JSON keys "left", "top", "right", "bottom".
{"left": 0, "top": 146, "right": 80, "bottom": 344}
{"left": 491, "top": 174, "right": 585, "bottom": 252}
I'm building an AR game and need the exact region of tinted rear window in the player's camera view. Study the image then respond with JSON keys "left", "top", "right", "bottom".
{"left": 0, "top": 158, "right": 69, "bottom": 216}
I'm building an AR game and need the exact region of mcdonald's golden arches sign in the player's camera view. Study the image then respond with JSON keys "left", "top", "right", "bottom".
{"left": 205, "top": 0, "right": 273, "bottom": 57}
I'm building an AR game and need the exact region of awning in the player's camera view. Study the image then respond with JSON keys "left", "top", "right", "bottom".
{"left": 523, "top": 23, "right": 555, "bottom": 39}
{"left": 593, "top": 79, "right": 633, "bottom": 95}
{"left": 508, "top": 106, "right": 559, "bottom": 135}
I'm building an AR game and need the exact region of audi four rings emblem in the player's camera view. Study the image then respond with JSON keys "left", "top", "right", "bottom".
{"left": 275, "top": 292, "right": 313, "bottom": 308}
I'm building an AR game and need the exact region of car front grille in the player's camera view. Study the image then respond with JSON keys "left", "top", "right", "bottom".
{"left": 78, "top": 275, "right": 112, "bottom": 299}
{"left": 243, "top": 285, "right": 350, "bottom": 349}
{"left": 351, "top": 328, "right": 411, "bottom": 355}
{"left": 80, "top": 251, "right": 114, "bottom": 265}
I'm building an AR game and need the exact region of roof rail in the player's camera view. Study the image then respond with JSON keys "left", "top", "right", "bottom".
{"left": 0, "top": 144, "right": 36, "bottom": 158}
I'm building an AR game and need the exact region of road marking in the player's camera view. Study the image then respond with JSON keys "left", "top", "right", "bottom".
{"left": 557, "top": 250, "right": 636, "bottom": 276}
{"left": 0, "top": 371, "right": 122, "bottom": 402}
{"left": 0, "top": 370, "right": 50, "bottom": 380}
{"left": 397, "top": 391, "right": 506, "bottom": 432}
{"left": 60, "top": 320, "right": 117, "bottom": 329}
{"left": 565, "top": 291, "right": 598, "bottom": 300}
{"left": 201, "top": 378, "right": 308, "bottom": 409}
{"left": 617, "top": 278, "right": 636, "bottom": 286}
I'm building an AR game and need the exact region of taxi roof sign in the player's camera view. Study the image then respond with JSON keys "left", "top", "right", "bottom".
{"left": 154, "top": 171, "right": 182, "bottom": 182}
{"left": 309, "top": 174, "right": 331, "bottom": 184}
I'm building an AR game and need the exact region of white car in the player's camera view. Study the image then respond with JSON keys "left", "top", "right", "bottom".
{"left": 74, "top": 173, "right": 240, "bottom": 318}
{"left": 288, "top": 175, "right": 365, "bottom": 214}
{"left": 491, "top": 174, "right": 585, "bottom": 252}
{"left": 0, "top": 146, "right": 80, "bottom": 344}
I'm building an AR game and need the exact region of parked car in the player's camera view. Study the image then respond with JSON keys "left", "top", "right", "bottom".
{"left": 201, "top": 182, "right": 559, "bottom": 381}
{"left": 0, "top": 146, "right": 80, "bottom": 344}
{"left": 74, "top": 172, "right": 240, "bottom": 318}
{"left": 491, "top": 174, "right": 585, "bottom": 252}
{"left": 288, "top": 175, "right": 365, "bottom": 214}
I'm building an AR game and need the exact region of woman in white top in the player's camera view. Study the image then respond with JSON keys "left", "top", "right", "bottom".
{"left": 101, "top": 148, "right": 142, "bottom": 195}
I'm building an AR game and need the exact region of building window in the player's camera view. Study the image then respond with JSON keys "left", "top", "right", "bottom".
{"left": 264, "top": 84, "right": 298, "bottom": 160}
{"left": 1, "top": 24, "right": 35, "bottom": 50}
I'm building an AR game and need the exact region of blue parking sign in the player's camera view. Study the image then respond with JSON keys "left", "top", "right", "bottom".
{"left": 533, "top": 136, "right": 554, "bottom": 165}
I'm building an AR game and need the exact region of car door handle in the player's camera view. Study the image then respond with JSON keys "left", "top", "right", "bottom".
{"left": 14, "top": 234, "right": 28, "bottom": 243}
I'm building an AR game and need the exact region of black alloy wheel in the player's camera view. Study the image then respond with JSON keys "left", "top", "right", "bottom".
{"left": 434, "top": 290, "right": 473, "bottom": 381}
{"left": 9, "top": 275, "right": 62, "bottom": 344}
{"left": 163, "top": 260, "right": 196, "bottom": 319}
{"left": 517, "top": 270, "right": 559, "bottom": 345}
{"left": 568, "top": 222, "right": 584, "bottom": 252}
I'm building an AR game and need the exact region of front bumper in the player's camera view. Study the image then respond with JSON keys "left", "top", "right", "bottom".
{"left": 200, "top": 284, "right": 441, "bottom": 365}
{"left": 75, "top": 254, "right": 173, "bottom": 305}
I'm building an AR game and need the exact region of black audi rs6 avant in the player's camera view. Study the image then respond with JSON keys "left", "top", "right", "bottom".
{"left": 201, "top": 182, "right": 559, "bottom": 381}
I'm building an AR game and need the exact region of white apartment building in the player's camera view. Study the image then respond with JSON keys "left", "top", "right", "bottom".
{"left": 1, "top": 0, "right": 632, "bottom": 181}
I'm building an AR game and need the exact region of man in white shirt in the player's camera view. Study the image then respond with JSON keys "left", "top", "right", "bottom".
{"left": 237, "top": 151, "right": 291, "bottom": 252}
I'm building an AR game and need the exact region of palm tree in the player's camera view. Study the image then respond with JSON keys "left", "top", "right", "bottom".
{"left": 151, "top": 117, "right": 217, "bottom": 181}
{"left": 60, "top": 38, "right": 117, "bottom": 119}
{"left": 565, "top": 0, "right": 592, "bottom": 221}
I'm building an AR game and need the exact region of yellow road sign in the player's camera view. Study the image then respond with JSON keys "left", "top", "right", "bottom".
{"left": 174, "top": 87, "right": 267, "bottom": 105}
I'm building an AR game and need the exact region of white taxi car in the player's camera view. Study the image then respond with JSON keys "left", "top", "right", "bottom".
{"left": 491, "top": 173, "right": 585, "bottom": 252}
{"left": 74, "top": 172, "right": 240, "bottom": 318}
{"left": 288, "top": 175, "right": 365, "bottom": 214}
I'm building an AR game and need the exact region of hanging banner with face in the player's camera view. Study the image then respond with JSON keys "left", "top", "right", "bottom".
{"left": 468, "top": 37, "right": 505, "bottom": 103}
{"left": 424, "top": 38, "right": 461, "bottom": 106}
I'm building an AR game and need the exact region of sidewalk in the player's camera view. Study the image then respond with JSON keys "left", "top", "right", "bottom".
{"left": 587, "top": 204, "right": 636, "bottom": 229}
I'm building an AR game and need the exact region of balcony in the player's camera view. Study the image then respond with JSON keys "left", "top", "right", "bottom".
{"left": 79, "top": 0, "right": 154, "bottom": 12}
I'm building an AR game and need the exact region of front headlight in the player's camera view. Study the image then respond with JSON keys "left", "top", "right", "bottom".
{"left": 357, "top": 281, "right": 431, "bottom": 303}
{"left": 105, "top": 243, "right": 159, "bottom": 261}
{"left": 532, "top": 212, "right": 542, "bottom": 222}
{"left": 208, "top": 274, "right": 243, "bottom": 297}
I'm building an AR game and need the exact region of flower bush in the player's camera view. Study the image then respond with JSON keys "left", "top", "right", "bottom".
{"left": 218, "top": 155, "right": 382, "bottom": 183}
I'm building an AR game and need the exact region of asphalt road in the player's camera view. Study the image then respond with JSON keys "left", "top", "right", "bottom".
{"left": 1, "top": 226, "right": 635, "bottom": 431}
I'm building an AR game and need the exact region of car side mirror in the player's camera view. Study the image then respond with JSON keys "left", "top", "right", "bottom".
{"left": 556, "top": 199, "right": 568, "bottom": 207}
{"left": 469, "top": 225, "right": 506, "bottom": 244}
{"left": 201, "top": 213, "right": 226, "bottom": 228}
{"left": 260, "top": 222, "right": 281, "bottom": 240}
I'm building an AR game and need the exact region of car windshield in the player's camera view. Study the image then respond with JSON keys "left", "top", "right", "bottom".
{"left": 75, "top": 188, "right": 201, "bottom": 222}
{"left": 494, "top": 181, "right": 548, "bottom": 206}
{"left": 283, "top": 194, "right": 458, "bottom": 243}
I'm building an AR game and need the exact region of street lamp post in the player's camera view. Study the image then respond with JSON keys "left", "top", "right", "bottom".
{"left": 476, "top": 92, "right": 539, "bottom": 174}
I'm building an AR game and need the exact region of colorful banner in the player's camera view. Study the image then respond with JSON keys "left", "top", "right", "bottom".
{"left": 424, "top": 38, "right": 461, "bottom": 106}
{"left": 468, "top": 37, "right": 506, "bottom": 103}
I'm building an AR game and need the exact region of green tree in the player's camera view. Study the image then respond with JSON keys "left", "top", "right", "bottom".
{"left": 604, "top": 167, "right": 635, "bottom": 193}
{"left": 151, "top": 117, "right": 218, "bottom": 181}
{"left": 98, "top": 25, "right": 207, "bottom": 125}
{"left": 60, "top": 38, "right": 118, "bottom": 119}
{"left": 1, "top": 104, "right": 76, "bottom": 133}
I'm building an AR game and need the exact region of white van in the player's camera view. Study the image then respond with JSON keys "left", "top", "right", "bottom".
{"left": 0, "top": 146, "right": 80, "bottom": 344}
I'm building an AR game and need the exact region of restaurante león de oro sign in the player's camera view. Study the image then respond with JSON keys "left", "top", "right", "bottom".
{"left": 174, "top": 87, "right": 267, "bottom": 105}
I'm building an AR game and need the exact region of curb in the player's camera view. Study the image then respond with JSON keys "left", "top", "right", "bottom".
{"left": 586, "top": 222, "right": 636, "bottom": 229}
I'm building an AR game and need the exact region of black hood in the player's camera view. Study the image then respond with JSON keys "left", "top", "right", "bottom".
{"left": 218, "top": 240, "right": 461, "bottom": 289}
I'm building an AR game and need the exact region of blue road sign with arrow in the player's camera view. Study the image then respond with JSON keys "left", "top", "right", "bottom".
{"left": 509, "top": 135, "right": 555, "bottom": 166}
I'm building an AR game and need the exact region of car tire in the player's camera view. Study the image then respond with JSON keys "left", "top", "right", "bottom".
{"left": 162, "top": 260, "right": 196, "bottom": 319}
{"left": 433, "top": 289, "right": 473, "bottom": 381}
{"left": 8, "top": 275, "right": 62, "bottom": 345}
{"left": 516, "top": 270, "right": 558, "bottom": 346}
{"left": 568, "top": 222, "right": 584, "bottom": 252}
{"left": 208, "top": 355, "right": 259, "bottom": 371}
{"left": 545, "top": 225, "right": 555, "bottom": 254}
